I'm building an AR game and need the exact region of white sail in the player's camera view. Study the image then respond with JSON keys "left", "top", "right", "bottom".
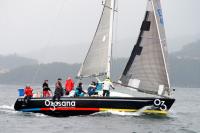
{"left": 119, "top": 0, "right": 170, "bottom": 96}
{"left": 77, "top": 0, "right": 115, "bottom": 78}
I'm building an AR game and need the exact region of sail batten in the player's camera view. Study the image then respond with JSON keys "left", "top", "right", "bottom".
{"left": 119, "top": 0, "right": 170, "bottom": 96}
{"left": 77, "top": 0, "right": 115, "bottom": 78}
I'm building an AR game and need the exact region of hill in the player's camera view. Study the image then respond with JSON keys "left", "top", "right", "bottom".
{"left": 0, "top": 40, "right": 200, "bottom": 87}
{"left": 169, "top": 56, "right": 200, "bottom": 87}
{"left": 0, "top": 62, "right": 79, "bottom": 85}
{"left": 169, "top": 40, "right": 200, "bottom": 87}
{"left": 0, "top": 54, "right": 38, "bottom": 70}
{"left": 171, "top": 40, "right": 200, "bottom": 59}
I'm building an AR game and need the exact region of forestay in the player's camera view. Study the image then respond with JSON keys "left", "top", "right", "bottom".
{"left": 119, "top": 0, "right": 170, "bottom": 96}
{"left": 77, "top": 0, "right": 115, "bottom": 78}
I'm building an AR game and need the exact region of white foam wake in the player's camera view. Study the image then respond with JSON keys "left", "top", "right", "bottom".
{"left": 108, "top": 106, "right": 153, "bottom": 116}
{"left": 0, "top": 105, "right": 18, "bottom": 114}
{"left": 0, "top": 104, "right": 47, "bottom": 117}
{"left": 0, "top": 105, "right": 14, "bottom": 110}
{"left": 107, "top": 111, "right": 142, "bottom": 116}
{"left": 92, "top": 106, "right": 153, "bottom": 117}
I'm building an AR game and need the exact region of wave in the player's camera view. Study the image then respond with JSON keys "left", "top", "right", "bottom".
{"left": 108, "top": 106, "right": 153, "bottom": 116}
{"left": 0, "top": 105, "right": 14, "bottom": 110}
{"left": 22, "top": 112, "right": 47, "bottom": 118}
{"left": 168, "top": 109, "right": 196, "bottom": 119}
{"left": 92, "top": 106, "right": 153, "bottom": 117}
{"left": 0, "top": 105, "right": 18, "bottom": 114}
{"left": 0, "top": 105, "right": 47, "bottom": 117}
{"left": 0, "top": 105, "right": 46, "bottom": 117}
{"left": 179, "top": 128, "right": 199, "bottom": 133}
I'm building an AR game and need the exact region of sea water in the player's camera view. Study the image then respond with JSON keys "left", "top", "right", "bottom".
{"left": 0, "top": 85, "right": 199, "bottom": 133}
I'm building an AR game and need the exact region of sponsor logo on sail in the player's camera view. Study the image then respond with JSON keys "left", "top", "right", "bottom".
{"left": 157, "top": 9, "right": 164, "bottom": 25}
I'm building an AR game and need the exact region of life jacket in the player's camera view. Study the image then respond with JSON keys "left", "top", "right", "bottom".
{"left": 24, "top": 87, "right": 33, "bottom": 96}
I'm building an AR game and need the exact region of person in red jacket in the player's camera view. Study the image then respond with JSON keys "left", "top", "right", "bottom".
{"left": 24, "top": 85, "right": 33, "bottom": 97}
{"left": 24, "top": 85, "right": 33, "bottom": 102}
{"left": 65, "top": 77, "right": 74, "bottom": 95}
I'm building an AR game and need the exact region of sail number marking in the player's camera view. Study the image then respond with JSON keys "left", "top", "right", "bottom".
{"left": 153, "top": 99, "right": 167, "bottom": 111}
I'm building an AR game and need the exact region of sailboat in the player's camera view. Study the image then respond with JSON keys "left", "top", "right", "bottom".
{"left": 14, "top": 0, "right": 175, "bottom": 117}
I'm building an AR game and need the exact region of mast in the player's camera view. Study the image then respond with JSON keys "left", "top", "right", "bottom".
{"left": 107, "top": 0, "right": 115, "bottom": 78}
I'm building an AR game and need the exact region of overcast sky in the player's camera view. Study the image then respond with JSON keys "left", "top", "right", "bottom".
{"left": 0, "top": 0, "right": 199, "bottom": 56}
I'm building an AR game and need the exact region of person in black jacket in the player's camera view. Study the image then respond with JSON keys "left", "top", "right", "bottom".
{"left": 43, "top": 80, "right": 52, "bottom": 97}
{"left": 53, "top": 78, "right": 63, "bottom": 101}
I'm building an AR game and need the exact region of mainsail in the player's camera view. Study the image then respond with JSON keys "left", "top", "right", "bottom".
{"left": 119, "top": 0, "right": 170, "bottom": 96}
{"left": 77, "top": 0, "right": 115, "bottom": 78}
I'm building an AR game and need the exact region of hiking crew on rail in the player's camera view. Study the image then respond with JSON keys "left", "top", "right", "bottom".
{"left": 22, "top": 77, "right": 115, "bottom": 100}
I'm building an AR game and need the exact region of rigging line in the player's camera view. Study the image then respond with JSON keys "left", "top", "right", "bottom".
{"left": 30, "top": 0, "right": 69, "bottom": 85}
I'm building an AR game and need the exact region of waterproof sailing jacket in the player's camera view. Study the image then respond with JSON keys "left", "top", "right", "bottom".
{"left": 65, "top": 79, "right": 74, "bottom": 92}
{"left": 24, "top": 87, "right": 33, "bottom": 97}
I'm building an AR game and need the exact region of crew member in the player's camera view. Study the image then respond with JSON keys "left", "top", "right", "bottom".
{"left": 102, "top": 77, "right": 115, "bottom": 97}
{"left": 87, "top": 81, "right": 97, "bottom": 96}
{"left": 24, "top": 85, "right": 33, "bottom": 102}
{"left": 75, "top": 82, "right": 86, "bottom": 97}
{"left": 43, "top": 80, "right": 51, "bottom": 97}
{"left": 65, "top": 77, "right": 74, "bottom": 95}
{"left": 53, "top": 78, "right": 63, "bottom": 101}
